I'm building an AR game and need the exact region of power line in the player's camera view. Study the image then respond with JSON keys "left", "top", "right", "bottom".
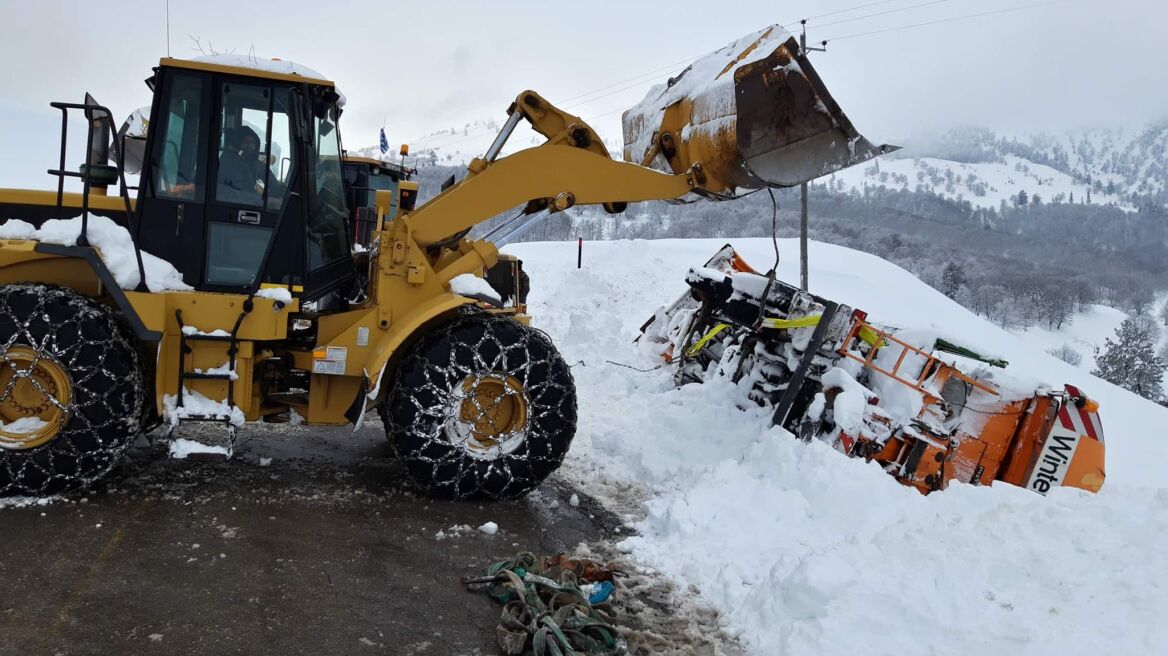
{"left": 564, "top": 67, "right": 688, "bottom": 110}
{"left": 813, "top": 0, "right": 961, "bottom": 30}
{"left": 409, "top": 62, "right": 690, "bottom": 149}
{"left": 558, "top": 56, "right": 695, "bottom": 105}
{"left": 571, "top": 1, "right": 948, "bottom": 112}
{"left": 406, "top": 0, "right": 1061, "bottom": 155}
{"left": 411, "top": 62, "right": 691, "bottom": 154}
{"left": 823, "top": 0, "right": 1075, "bottom": 42}
{"left": 788, "top": 1, "right": 898, "bottom": 25}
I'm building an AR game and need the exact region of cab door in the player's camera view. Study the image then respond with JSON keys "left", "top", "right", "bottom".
{"left": 135, "top": 70, "right": 211, "bottom": 283}
{"left": 202, "top": 80, "right": 302, "bottom": 292}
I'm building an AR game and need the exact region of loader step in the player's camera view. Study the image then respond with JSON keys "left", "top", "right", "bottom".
{"left": 265, "top": 391, "right": 309, "bottom": 406}
{"left": 181, "top": 332, "right": 234, "bottom": 343}
{"left": 181, "top": 372, "right": 235, "bottom": 381}
{"left": 175, "top": 415, "right": 236, "bottom": 424}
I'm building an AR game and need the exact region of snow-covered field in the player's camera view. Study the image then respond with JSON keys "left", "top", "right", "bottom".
{"left": 506, "top": 238, "right": 1168, "bottom": 655}
{"left": 1008, "top": 303, "right": 1130, "bottom": 372}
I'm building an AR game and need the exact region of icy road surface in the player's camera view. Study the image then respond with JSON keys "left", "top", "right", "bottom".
{"left": 505, "top": 237, "right": 1168, "bottom": 655}
{"left": 0, "top": 421, "right": 736, "bottom": 655}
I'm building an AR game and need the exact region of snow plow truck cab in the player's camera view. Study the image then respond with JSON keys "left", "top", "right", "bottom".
{"left": 0, "top": 25, "right": 895, "bottom": 500}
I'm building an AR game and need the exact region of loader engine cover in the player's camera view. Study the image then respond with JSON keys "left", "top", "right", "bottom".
{"left": 622, "top": 24, "right": 896, "bottom": 197}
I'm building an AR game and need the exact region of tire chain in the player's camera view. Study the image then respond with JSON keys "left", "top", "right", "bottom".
{"left": 0, "top": 284, "right": 145, "bottom": 496}
{"left": 384, "top": 314, "right": 577, "bottom": 499}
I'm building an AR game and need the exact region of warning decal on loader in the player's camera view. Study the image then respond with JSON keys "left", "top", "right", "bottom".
{"left": 313, "top": 346, "right": 348, "bottom": 376}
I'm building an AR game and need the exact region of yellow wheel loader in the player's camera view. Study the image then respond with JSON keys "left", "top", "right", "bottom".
{"left": 0, "top": 26, "right": 892, "bottom": 499}
{"left": 340, "top": 154, "right": 417, "bottom": 246}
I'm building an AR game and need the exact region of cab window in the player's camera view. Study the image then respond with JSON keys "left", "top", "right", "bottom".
{"left": 215, "top": 84, "right": 296, "bottom": 211}
{"left": 152, "top": 73, "right": 205, "bottom": 200}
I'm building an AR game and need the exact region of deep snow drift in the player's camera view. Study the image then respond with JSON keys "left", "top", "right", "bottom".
{"left": 506, "top": 238, "right": 1168, "bottom": 655}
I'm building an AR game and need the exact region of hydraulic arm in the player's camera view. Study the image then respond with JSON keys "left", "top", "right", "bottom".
{"left": 396, "top": 23, "right": 894, "bottom": 254}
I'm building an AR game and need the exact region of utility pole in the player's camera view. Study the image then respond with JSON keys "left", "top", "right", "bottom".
{"left": 800, "top": 182, "right": 808, "bottom": 291}
{"left": 798, "top": 20, "right": 826, "bottom": 292}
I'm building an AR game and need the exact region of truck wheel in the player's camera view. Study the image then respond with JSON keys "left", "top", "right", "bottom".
{"left": 0, "top": 284, "right": 145, "bottom": 496}
{"left": 382, "top": 314, "right": 577, "bottom": 500}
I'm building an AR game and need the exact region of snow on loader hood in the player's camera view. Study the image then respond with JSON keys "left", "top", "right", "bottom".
{"left": 0, "top": 216, "right": 192, "bottom": 292}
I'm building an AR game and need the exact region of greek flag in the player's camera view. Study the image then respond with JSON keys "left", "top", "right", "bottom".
{"left": 379, "top": 127, "right": 389, "bottom": 155}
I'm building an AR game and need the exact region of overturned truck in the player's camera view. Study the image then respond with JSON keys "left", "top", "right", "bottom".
{"left": 642, "top": 246, "right": 1106, "bottom": 496}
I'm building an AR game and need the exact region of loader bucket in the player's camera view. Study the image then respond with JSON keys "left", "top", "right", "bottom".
{"left": 623, "top": 25, "right": 897, "bottom": 196}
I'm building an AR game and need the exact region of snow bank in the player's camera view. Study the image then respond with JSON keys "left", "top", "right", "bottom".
{"left": 0, "top": 217, "right": 192, "bottom": 292}
{"left": 506, "top": 237, "right": 1168, "bottom": 654}
{"left": 622, "top": 427, "right": 1168, "bottom": 654}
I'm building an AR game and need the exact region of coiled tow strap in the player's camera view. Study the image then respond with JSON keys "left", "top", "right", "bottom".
{"left": 464, "top": 552, "right": 628, "bottom": 655}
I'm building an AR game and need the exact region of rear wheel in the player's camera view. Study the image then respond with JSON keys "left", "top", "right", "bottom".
{"left": 0, "top": 284, "right": 146, "bottom": 496}
{"left": 381, "top": 314, "right": 577, "bottom": 500}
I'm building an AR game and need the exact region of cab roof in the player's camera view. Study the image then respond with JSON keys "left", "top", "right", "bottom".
{"left": 159, "top": 55, "right": 336, "bottom": 88}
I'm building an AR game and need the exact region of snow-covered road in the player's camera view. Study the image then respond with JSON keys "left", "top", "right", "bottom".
{"left": 507, "top": 238, "right": 1168, "bottom": 655}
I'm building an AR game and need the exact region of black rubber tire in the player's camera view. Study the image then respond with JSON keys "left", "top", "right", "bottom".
{"left": 381, "top": 314, "right": 577, "bottom": 500}
{"left": 0, "top": 284, "right": 146, "bottom": 496}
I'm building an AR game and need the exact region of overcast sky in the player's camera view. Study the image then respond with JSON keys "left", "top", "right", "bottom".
{"left": 0, "top": 0, "right": 1164, "bottom": 189}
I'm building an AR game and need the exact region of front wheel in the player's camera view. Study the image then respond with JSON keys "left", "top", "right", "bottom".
{"left": 381, "top": 314, "right": 577, "bottom": 500}
{"left": 0, "top": 284, "right": 146, "bottom": 496}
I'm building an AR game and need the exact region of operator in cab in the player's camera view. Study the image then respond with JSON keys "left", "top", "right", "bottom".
{"left": 217, "top": 125, "right": 266, "bottom": 205}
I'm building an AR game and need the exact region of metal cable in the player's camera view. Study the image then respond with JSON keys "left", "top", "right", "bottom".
{"left": 824, "top": 0, "right": 1075, "bottom": 42}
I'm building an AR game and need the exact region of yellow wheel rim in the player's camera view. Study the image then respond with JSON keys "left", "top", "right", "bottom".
{"left": 0, "top": 345, "right": 73, "bottom": 450}
{"left": 456, "top": 374, "right": 529, "bottom": 454}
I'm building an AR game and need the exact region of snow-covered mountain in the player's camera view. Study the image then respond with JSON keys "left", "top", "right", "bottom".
{"left": 828, "top": 124, "right": 1168, "bottom": 211}
{"left": 356, "top": 121, "right": 1168, "bottom": 213}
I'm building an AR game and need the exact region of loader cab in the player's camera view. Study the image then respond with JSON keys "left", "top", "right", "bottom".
{"left": 340, "top": 156, "right": 418, "bottom": 246}
{"left": 134, "top": 58, "right": 354, "bottom": 303}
